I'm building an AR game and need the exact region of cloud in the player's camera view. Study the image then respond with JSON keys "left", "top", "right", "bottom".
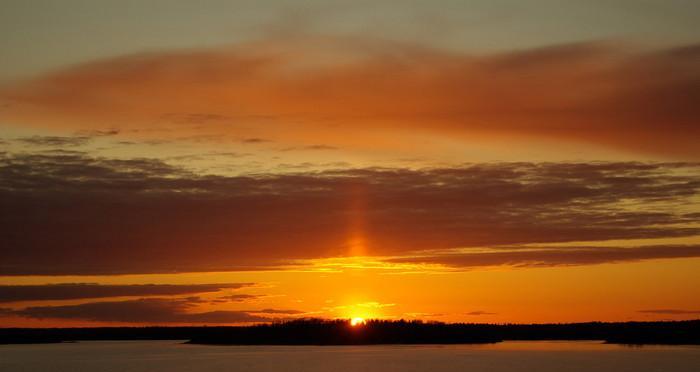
{"left": 1, "top": 37, "right": 699, "bottom": 158}
{"left": 3, "top": 298, "right": 294, "bottom": 324}
{"left": 213, "top": 294, "right": 263, "bottom": 303}
{"left": 302, "top": 145, "right": 338, "bottom": 150}
{"left": 0, "top": 283, "right": 254, "bottom": 303}
{"left": 241, "top": 138, "right": 272, "bottom": 144}
{"left": 250, "top": 308, "right": 306, "bottom": 315}
{"left": 160, "top": 113, "right": 231, "bottom": 125}
{"left": 166, "top": 151, "right": 248, "bottom": 162}
{"left": 357, "top": 302, "right": 396, "bottom": 308}
{"left": 638, "top": 309, "right": 700, "bottom": 315}
{"left": 466, "top": 311, "right": 497, "bottom": 316}
{"left": 403, "top": 312, "right": 444, "bottom": 318}
{"left": 387, "top": 245, "right": 700, "bottom": 269}
{"left": 0, "top": 152, "right": 698, "bottom": 275}
{"left": 74, "top": 129, "right": 120, "bottom": 137}
{"left": 277, "top": 145, "right": 339, "bottom": 152}
{"left": 16, "top": 135, "right": 91, "bottom": 147}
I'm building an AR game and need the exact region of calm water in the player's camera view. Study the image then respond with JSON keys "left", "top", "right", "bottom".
{"left": 1, "top": 340, "right": 700, "bottom": 372}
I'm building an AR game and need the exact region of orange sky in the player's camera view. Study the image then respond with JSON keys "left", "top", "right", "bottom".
{"left": 1, "top": 1, "right": 699, "bottom": 327}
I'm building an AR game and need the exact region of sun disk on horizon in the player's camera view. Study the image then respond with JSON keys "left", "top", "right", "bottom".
{"left": 351, "top": 317, "right": 366, "bottom": 326}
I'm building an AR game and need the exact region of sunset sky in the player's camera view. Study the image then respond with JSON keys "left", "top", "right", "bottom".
{"left": 1, "top": 0, "right": 699, "bottom": 327}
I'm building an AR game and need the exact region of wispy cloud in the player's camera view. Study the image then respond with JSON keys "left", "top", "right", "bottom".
{"left": 241, "top": 138, "right": 272, "bottom": 144}
{"left": 249, "top": 308, "right": 306, "bottom": 315}
{"left": 212, "top": 294, "right": 264, "bottom": 303}
{"left": 466, "top": 311, "right": 497, "bottom": 316}
{"left": 638, "top": 309, "right": 700, "bottom": 315}
{"left": 357, "top": 302, "right": 396, "bottom": 308}
{"left": 387, "top": 245, "right": 700, "bottom": 269}
{"left": 16, "top": 135, "right": 91, "bottom": 147}
{"left": 74, "top": 129, "right": 120, "bottom": 137}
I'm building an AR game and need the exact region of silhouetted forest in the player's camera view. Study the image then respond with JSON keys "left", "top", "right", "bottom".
{"left": 1, "top": 319, "right": 698, "bottom": 345}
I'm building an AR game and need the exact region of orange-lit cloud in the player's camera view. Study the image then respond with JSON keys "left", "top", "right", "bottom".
{"left": 1, "top": 37, "right": 699, "bottom": 158}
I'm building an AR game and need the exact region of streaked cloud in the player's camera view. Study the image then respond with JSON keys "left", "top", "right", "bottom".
{"left": 466, "top": 311, "right": 497, "bottom": 316}
{"left": 357, "top": 302, "right": 396, "bottom": 308}
{"left": 241, "top": 137, "right": 272, "bottom": 144}
{"left": 1, "top": 298, "right": 297, "bottom": 324}
{"left": 16, "top": 135, "right": 91, "bottom": 147}
{"left": 0, "top": 283, "right": 254, "bottom": 303}
{"left": 638, "top": 309, "right": 700, "bottom": 315}
{"left": 212, "top": 294, "right": 264, "bottom": 303}
{"left": 387, "top": 245, "right": 700, "bottom": 269}
{"left": 250, "top": 308, "right": 306, "bottom": 315}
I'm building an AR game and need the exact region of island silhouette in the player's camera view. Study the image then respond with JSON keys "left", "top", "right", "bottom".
{"left": 2, "top": 319, "right": 699, "bottom": 345}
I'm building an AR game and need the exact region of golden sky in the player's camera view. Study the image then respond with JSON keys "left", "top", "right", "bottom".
{"left": 0, "top": 0, "right": 699, "bottom": 327}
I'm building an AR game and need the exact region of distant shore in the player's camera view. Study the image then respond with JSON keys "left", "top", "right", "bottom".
{"left": 1, "top": 319, "right": 698, "bottom": 346}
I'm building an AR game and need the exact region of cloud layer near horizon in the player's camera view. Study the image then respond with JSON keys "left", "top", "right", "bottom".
{"left": 387, "top": 244, "right": 700, "bottom": 269}
{"left": 0, "top": 152, "right": 698, "bottom": 275}
{"left": 0, "top": 297, "right": 299, "bottom": 324}
{"left": 0, "top": 283, "right": 253, "bottom": 303}
{"left": 1, "top": 37, "right": 699, "bottom": 158}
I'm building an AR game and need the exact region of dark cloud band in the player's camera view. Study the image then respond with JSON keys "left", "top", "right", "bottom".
{"left": 0, "top": 153, "right": 698, "bottom": 275}
{"left": 0, "top": 283, "right": 254, "bottom": 303}
{"left": 1, "top": 298, "right": 299, "bottom": 324}
{"left": 386, "top": 245, "right": 700, "bottom": 269}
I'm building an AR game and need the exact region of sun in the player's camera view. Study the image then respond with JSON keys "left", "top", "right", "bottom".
{"left": 350, "top": 317, "right": 366, "bottom": 326}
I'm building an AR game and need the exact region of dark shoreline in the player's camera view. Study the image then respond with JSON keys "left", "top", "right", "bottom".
{"left": 2, "top": 319, "right": 699, "bottom": 346}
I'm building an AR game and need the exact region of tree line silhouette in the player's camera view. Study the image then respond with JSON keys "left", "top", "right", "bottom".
{"left": 1, "top": 319, "right": 698, "bottom": 345}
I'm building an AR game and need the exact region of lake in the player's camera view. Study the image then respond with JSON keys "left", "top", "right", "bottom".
{"left": 1, "top": 340, "right": 699, "bottom": 371}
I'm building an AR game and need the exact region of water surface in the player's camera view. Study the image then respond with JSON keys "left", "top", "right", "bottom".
{"left": 1, "top": 340, "right": 699, "bottom": 371}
